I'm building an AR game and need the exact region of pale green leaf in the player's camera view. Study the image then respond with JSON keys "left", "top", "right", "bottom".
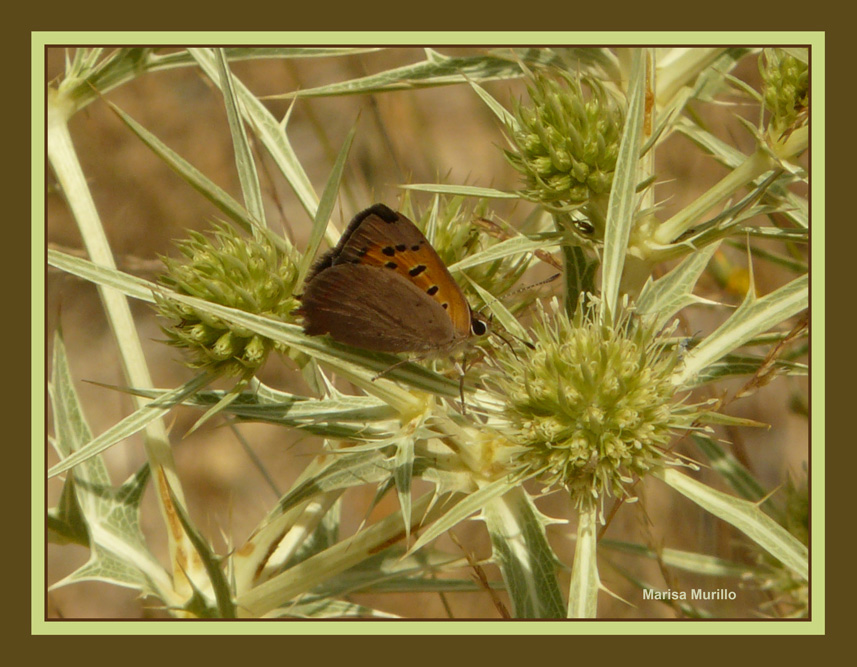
{"left": 48, "top": 372, "right": 214, "bottom": 478}
{"left": 482, "top": 486, "right": 565, "bottom": 618}
{"left": 164, "top": 482, "right": 236, "bottom": 617}
{"left": 103, "top": 100, "right": 258, "bottom": 236}
{"left": 394, "top": 434, "right": 417, "bottom": 540}
{"left": 209, "top": 48, "right": 266, "bottom": 228}
{"left": 408, "top": 476, "right": 521, "bottom": 555}
{"left": 449, "top": 233, "right": 562, "bottom": 273}
{"left": 400, "top": 183, "right": 518, "bottom": 199}
{"left": 273, "top": 598, "right": 399, "bottom": 619}
{"left": 567, "top": 505, "right": 600, "bottom": 618}
{"left": 692, "top": 435, "right": 786, "bottom": 524}
{"left": 275, "top": 49, "right": 558, "bottom": 99}
{"left": 637, "top": 241, "right": 720, "bottom": 329}
{"left": 271, "top": 450, "right": 393, "bottom": 518}
{"left": 690, "top": 353, "right": 807, "bottom": 386}
{"left": 467, "top": 79, "right": 516, "bottom": 127}
{"left": 464, "top": 276, "right": 530, "bottom": 344}
{"left": 187, "top": 47, "right": 319, "bottom": 219}
{"left": 600, "top": 539, "right": 763, "bottom": 578}
{"left": 656, "top": 468, "right": 807, "bottom": 581}
{"left": 674, "top": 274, "right": 808, "bottom": 386}
{"left": 238, "top": 492, "right": 445, "bottom": 615}
{"left": 48, "top": 305, "right": 174, "bottom": 600}
{"left": 601, "top": 49, "right": 646, "bottom": 319}
{"left": 297, "top": 119, "right": 358, "bottom": 284}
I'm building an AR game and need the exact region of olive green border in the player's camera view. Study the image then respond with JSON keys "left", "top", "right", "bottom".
{"left": 32, "top": 30, "right": 824, "bottom": 637}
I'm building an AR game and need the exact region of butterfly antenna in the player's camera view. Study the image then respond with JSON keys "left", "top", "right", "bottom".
{"left": 476, "top": 273, "right": 561, "bottom": 317}
{"left": 503, "top": 272, "right": 562, "bottom": 300}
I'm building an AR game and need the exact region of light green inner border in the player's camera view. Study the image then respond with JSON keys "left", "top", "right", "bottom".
{"left": 32, "top": 32, "right": 825, "bottom": 636}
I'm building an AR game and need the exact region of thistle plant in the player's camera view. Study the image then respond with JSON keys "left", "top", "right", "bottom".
{"left": 45, "top": 45, "right": 812, "bottom": 622}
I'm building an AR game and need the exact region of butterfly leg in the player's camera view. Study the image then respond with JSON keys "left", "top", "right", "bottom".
{"left": 372, "top": 356, "right": 413, "bottom": 381}
{"left": 455, "top": 355, "right": 470, "bottom": 415}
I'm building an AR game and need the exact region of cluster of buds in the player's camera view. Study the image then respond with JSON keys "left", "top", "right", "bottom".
{"left": 760, "top": 49, "right": 809, "bottom": 139}
{"left": 505, "top": 70, "right": 624, "bottom": 210}
{"left": 156, "top": 223, "right": 299, "bottom": 377}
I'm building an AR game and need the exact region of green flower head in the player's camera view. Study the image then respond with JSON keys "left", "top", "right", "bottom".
{"left": 156, "top": 223, "right": 299, "bottom": 376}
{"left": 505, "top": 70, "right": 625, "bottom": 210}
{"left": 491, "top": 297, "right": 700, "bottom": 511}
{"left": 760, "top": 49, "right": 809, "bottom": 138}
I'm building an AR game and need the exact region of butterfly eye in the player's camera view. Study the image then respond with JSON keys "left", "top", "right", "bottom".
{"left": 471, "top": 319, "right": 488, "bottom": 336}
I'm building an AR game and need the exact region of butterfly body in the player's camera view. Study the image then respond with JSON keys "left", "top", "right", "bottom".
{"left": 297, "top": 204, "right": 486, "bottom": 354}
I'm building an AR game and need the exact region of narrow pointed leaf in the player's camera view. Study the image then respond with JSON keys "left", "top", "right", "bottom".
{"left": 394, "top": 436, "right": 416, "bottom": 540}
{"left": 104, "top": 100, "right": 257, "bottom": 235}
{"left": 600, "top": 539, "right": 763, "bottom": 578}
{"left": 48, "top": 372, "right": 214, "bottom": 478}
{"left": 656, "top": 468, "right": 807, "bottom": 580}
{"left": 210, "top": 48, "right": 266, "bottom": 228}
{"left": 601, "top": 49, "right": 646, "bottom": 319}
{"left": 408, "top": 476, "right": 521, "bottom": 555}
{"left": 276, "top": 50, "right": 559, "bottom": 99}
{"left": 637, "top": 241, "right": 720, "bottom": 329}
{"left": 482, "top": 486, "right": 565, "bottom": 618}
{"left": 298, "top": 120, "right": 358, "bottom": 284}
{"left": 674, "top": 274, "right": 808, "bottom": 386}
{"left": 401, "top": 183, "right": 518, "bottom": 199}
{"left": 187, "top": 47, "right": 319, "bottom": 219}
{"left": 449, "top": 233, "right": 562, "bottom": 273}
{"left": 165, "top": 483, "right": 236, "bottom": 618}
{"left": 567, "top": 505, "right": 600, "bottom": 618}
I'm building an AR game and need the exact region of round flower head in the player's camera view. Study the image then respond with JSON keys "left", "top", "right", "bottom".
{"left": 505, "top": 70, "right": 625, "bottom": 211}
{"left": 491, "top": 297, "right": 702, "bottom": 512}
{"left": 156, "top": 223, "right": 299, "bottom": 377}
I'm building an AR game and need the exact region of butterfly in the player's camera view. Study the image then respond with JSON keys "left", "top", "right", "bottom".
{"left": 296, "top": 204, "right": 488, "bottom": 355}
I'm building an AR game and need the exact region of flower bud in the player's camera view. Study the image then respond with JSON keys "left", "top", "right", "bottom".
{"left": 505, "top": 71, "right": 625, "bottom": 209}
{"left": 157, "top": 223, "right": 299, "bottom": 376}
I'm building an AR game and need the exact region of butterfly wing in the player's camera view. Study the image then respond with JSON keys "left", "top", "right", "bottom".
{"left": 310, "top": 205, "right": 472, "bottom": 338}
{"left": 298, "top": 263, "right": 459, "bottom": 353}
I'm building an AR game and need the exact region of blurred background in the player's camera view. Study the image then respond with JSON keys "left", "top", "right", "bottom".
{"left": 46, "top": 46, "right": 809, "bottom": 619}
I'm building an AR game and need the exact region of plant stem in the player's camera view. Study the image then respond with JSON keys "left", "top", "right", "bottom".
{"left": 237, "top": 491, "right": 458, "bottom": 616}
{"left": 654, "top": 147, "right": 776, "bottom": 245}
{"left": 48, "top": 87, "right": 198, "bottom": 600}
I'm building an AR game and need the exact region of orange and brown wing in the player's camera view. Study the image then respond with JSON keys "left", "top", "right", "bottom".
{"left": 298, "top": 263, "right": 457, "bottom": 353}
{"left": 310, "top": 204, "right": 472, "bottom": 337}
